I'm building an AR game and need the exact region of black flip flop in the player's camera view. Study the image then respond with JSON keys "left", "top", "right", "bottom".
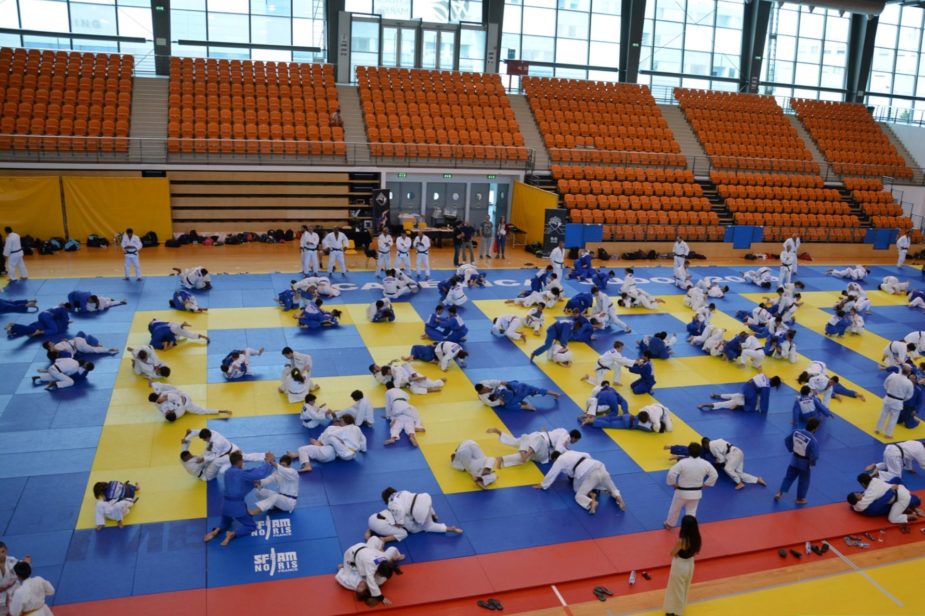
{"left": 594, "top": 585, "right": 614, "bottom": 596}
{"left": 789, "top": 549, "right": 802, "bottom": 559}
{"left": 488, "top": 598, "right": 503, "bottom": 610}
{"left": 819, "top": 542, "right": 830, "bottom": 554}
{"left": 477, "top": 599, "right": 497, "bottom": 611}
{"left": 641, "top": 571, "right": 652, "bottom": 581}
{"left": 778, "top": 548, "right": 787, "bottom": 558}
{"left": 593, "top": 588, "right": 607, "bottom": 602}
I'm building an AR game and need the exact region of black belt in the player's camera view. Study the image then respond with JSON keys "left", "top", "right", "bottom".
{"left": 674, "top": 253, "right": 685, "bottom": 257}
{"left": 725, "top": 443, "right": 734, "bottom": 454}
{"left": 301, "top": 246, "right": 317, "bottom": 251}
{"left": 417, "top": 250, "right": 428, "bottom": 254}
{"left": 553, "top": 261, "right": 563, "bottom": 266}
{"left": 378, "top": 251, "right": 390, "bottom": 255}
{"left": 329, "top": 248, "right": 342, "bottom": 251}
{"left": 9, "top": 248, "right": 22, "bottom": 254}
{"left": 572, "top": 456, "right": 588, "bottom": 473}
{"left": 376, "top": 512, "right": 387, "bottom": 520}
{"left": 410, "top": 493, "right": 420, "bottom": 520}
{"left": 280, "top": 493, "right": 298, "bottom": 499}
{"left": 349, "top": 545, "right": 367, "bottom": 567}
{"left": 677, "top": 485, "right": 703, "bottom": 491}
{"left": 197, "top": 465, "right": 205, "bottom": 478}
{"left": 887, "top": 394, "right": 904, "bottom": 400}
{"left": 124, "top": 250, "right": 137, "bottom": 254}
{"left": 889, "top": 443, "right": 905, "bottom": 463}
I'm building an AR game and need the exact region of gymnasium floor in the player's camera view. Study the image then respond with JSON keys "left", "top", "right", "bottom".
{"left": 1, "top": 252, "right": 924, "bottom": 615}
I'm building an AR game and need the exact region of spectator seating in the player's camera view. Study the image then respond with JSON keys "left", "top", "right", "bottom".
{"left": 167, "top": 57, "right": 344, "bottom": 156}
{"left": 790, "top": 99, "right": 913, "bottom": 179}
{"left": 675, "top": 88, "right": 817, "bottom": 173}
{"left": 550, "top": 165, "right": 717, "bottom": 240}
{"left": 356, "top": 66, "right": 527, "bottom": 161}
{"left": 842, "top": 177, "right": 914, "bottom": 227}
{"left": 525, "top": 77, "right": 685, "bottom": 166}
{"left": 0, "top": 47, "right": 133, "bottom": 152}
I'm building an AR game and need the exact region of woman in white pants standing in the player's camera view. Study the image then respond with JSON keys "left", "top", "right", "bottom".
{"left": 664, "top": 514, "right": 701, "bottom": 616}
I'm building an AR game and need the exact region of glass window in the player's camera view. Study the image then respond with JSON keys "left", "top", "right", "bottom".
{"left": 173, "top": 0, "right": 206, "bottom": 9}
{"left": 796, "top": 37, "right": 821, "bottom": 64}
{"left": 413, "top": 0, "right": 449, "bottom": 22}
{"left": 589, "top": 41, "right": 618, "bottom": 67}
{"left": 459, "top": 27, "right": 485, "bottom": 72}
{"left": 0, "top": 2, "right": 19, "bottom": 28}
{"left": 452, "top": 0, "right": 482, "bottom": 23}
{"left": 685, "top": 25, "right": 712, "bottom": 53}
{"left": 798, "top": 12, "right": 823, "bottom": 38}
{"left": 503, "top": 4, "right": 522, "bottom": 33}
{"left": 794, "top": 62, "right": 819, "bottom": 86}
{"left": 520, "top": 34, "right": 553, "bottom": 62}
{"left": 251, "top": 0, "right": 291, "bottom": 16}
{"left": 375, "top": 0, "right": 411, "bottom": 19}
{"left": 588, "top": 68, "right": 619, "bottom": 81}
{"left": 117, "top": 6, "right": 152, "bottom": 39}
{"left": 522, "top": 6, "right": 555, "bottom": 36}
{"left": 820, "top": 65, "right": 844, "bottom": 89}
{"left": 172, "top": 9, "right": 207, "bottom": 40}
{"left": 590, "top": 14, "right": 619, "bottom": 41}
{"left": 345, "top": 0, "right": 373, "bottom": 13}
{"left": 591, "top": 0, "right": 619, "bottom": 15}
{"left": 683, "top": 50, "right": 710, "bottom": 76}
{"left": 715, "top": 1, "right": 741, "bottom": 29}
{"left": 686, "top": 0, "right": 713, "bottom": 25}
{"left": 556, "top": 37, "right": 587, "bottom": 63}
{"left": 899, "top": 27, "right": 921, "bottom": 51}
{"left": 557, "top": 10, "right": 589, "bottom": 40}
{"left": 70, "top": 3, "right": 117, "bottom": 36}
{"left": 652, "top": 47, "right": 681, "bottom": 73}
{"left": 211, "top": 0, "right": 249, "bottom": 14}
{"left": 251, "top": 15, "right": 291, "bottom": 45}
{"left": 19, "top": 0, "right": 70, "bottom": 31}
{"left": 653, "top": 20, "right": 683, "bottom": 49}
{"left": 893, "top": 73, "right": 915, "bottom": 96}
{"left": 207, "top": 12, "right": 250, "bottom": 43}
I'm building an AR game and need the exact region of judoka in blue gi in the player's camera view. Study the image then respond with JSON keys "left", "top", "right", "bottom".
{"left": 221, "top": 347, "right": 264, "bottom": 380}
{"left": 170, "top": 289, "right": 207, "bottom": 312}
{"left": 527, "top": 266, "right": 553, "bottom": 294}
{"left": 686, "top": 304, "right": 715, "bottom": 337}
{"left": 5, "top": 305, "right": 69, "bottom": 338}
{"left": 437, "top": 275, "right": 458, "bottom": 300}
{"left": 628, "top": 353, "right": 656, "bottom": 394}
{"left": 580, "top": 381, "right": 629, "bottom": 419}
{"left": 568, "top": 249, "right": 593, "bottom": 280}
{"left": 698, "top": 373, "right": 782, "bottom": 413}
{"left": 792, "top": 385, "right": 833, "bottom": 427}
{"left": 406, "top": 340, "right": 468, "bottom": 371}
{"left": 824, "top": 309, "right": 850, "bottom": 337}
{"left": 65, "top": 291, "right": 126, "bottom": 313}
{"left": 564, "top": 292, "right": 594, "bottom": 315}
{"left": 591, "top": 268, "right": 616, "bottom": 291}
{"left": 570, "top": 314, "right": 601, "bottom": 344}
{"left": 475, "top": 380, "right": 560, "bottom": 411}
{"left": 897, "top": 373, "right": 922, "bottom": 429}
{"left": 637, "top": 332, "right": 673, "bottom": 359}
{"left": 203, "top": 451, "right": 275, "bottom": 546}
{"left": 440, "top": 306, "right": 468, "bottom": 342}
{"left": 423, "top": 305, "right": 448, "bottom": 340}
{"left": 297, "top": 299, "right": 341, "bottom": 329}
{"left": 774, "top": 417, "right": 820, "bottom": 505}
{"left": 367, "top": 299, "right": 395, "bottom": 323}
{"left": 0, "top": 297, "right": 37, "bottom": 313}
{"left": 529, "top": 318, "right": 577, "bottom": 364}
{"left": 148, "top": 319, "right": 209, "bottom": 350}
{"left": 581, "top": 402, "right": 671, "bottom": 432}
{"left": 722, "top": 332, "right": 748, "bottom": 362}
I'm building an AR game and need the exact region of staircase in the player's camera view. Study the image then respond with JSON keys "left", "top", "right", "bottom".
{"left": 129, "top": 76, "right": 169, "bottom": 162}
{"left": 507, "top": 93, "right": 550, "bottom": 172}
{"left": 879, "top": 122, "right": 925, "bottom": 185}
{"left": 658, "top": 104, "right": 707, "bottom": 175}
{"left": 787, "top": 115, "right": 831, "bottom": 177}
{"left": 696, "top": 178, "right": 734, "bottom": 225}
{"left": 336, "top": 84, "right": 371, "bottom": 166}
{"left": 837, "top": 187, "right": 874, "bottom": 228}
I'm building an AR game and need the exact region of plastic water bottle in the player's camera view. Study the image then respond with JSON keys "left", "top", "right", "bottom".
{"left": 805, "top": 541, "right": 812, "bottom": 554}
{"left": 628, "top": 570, "right": 636, "bottom": 586}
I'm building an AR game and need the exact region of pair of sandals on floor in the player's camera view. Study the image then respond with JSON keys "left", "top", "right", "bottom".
{"left": 477, "top": 585, "right": 614, "bottom": 610}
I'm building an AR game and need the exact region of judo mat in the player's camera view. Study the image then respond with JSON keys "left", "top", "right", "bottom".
{"left": 1, "top": 262, "right": 924, "bottom": 615}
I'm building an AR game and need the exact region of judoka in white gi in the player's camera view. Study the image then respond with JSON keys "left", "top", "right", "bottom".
{"left": 394, "top": 230, "right": 412, "bottom": 272}
{"left": 281, "top": 346, "right": 318, "bottom": 392}
{"left": 674, "top": 259, "right": 693, "bottom": 290}
{"left": 323, "top": 228, "right": 349, "bottom": 277}
{"left": 881, "top": 340, "right": 916, "bottom": 368}
{"left": 673, "top": 236, "right": 690, "bottom": 269}
{"left": 93, "top": 480, "right": 139, "bottom": 529}
{"left": 549, "top": 240, "right": 566, "bottom": 280}
{"left": 880, "top": 276, "right": 910, "bottom": 295}
{"left": 784, "top": 235, "right": 801, "bottom": 273}
{"left": 173, "top": 266, "right": 212, "bottom": 290}
{"left": 827, "top": 265, "right": 869, "bottom": 280}
{"left": 31, "top": 358, "right": 94, "bottom": 390}
{"left": 375, "top": 229, "right": 393, "bottom": 277}
{"left": 299, "top": 393, "right": 332, "bottom": 429}
{"left": 0, "top": 542, "right": 27, "bottom": 616}
{"left": 384, "top": 394, "right": 423, "bottom": 447}
{"left": 592, "top": 286, "right": 632, "bottom": 333}
{"left": 487, "top": 427, "right": 580, "bottom": 467}
{"left": 7, "top": 562, "right": 54, "bottom": 616}
{"left": 849, "top": 474, "right": 922, "bottom": 525}
{"left": 292, "top": 416, "right": 368, "bottom": 470}
{"left": 336, "top": 537, "right": 405, "bottom": 606}
{"left": 507, "top": 288, "right": 560, "bottom": 308}
{"left": 536, "top": 450, "right": 625, "bottom": 514}
{"left": 450, "top": 440, "right": 499, "bottom": 488}
{"left": 370, "top": 487, "right": 463, "bottom": 541}
{"left": 583, "top": 340, "right": 635, "bottom": 386}
{"left": 300, "top": 225, "right": 321, "bottom": 275}
{"left": 180, "top": 429, "right": 209, "bottom": 480}
{"left": 896, "top": 231, "right": 910, "bottom": 267}
{"left": 336, "top": 390, "right": 376, "bottom": 427}
{"left": 291, "top": 276, "right": 341, "bottom": 298}
{"left": 128, "top": 345, "right": 170, "bottom": 380}
{"left": 743, "top": 266, "right": 774, "bottom": 288}
{"left": 413, "top": 229, "right": 431, "bottom": 279}
{"left": 2, "top": 226, "right": 27, "bottom": 282}
{"left": 490, "top": 314, "right": 526, "bottom": 343}
{"left": 382, "top": 269, "right": 415, "bottom": 300}
{"left": 663, "top": 442, "right": 718, "bottom": 528}
{"left": 120, "top": 227, "right": 142, "bottom": 281}
{"left": 197, "top": 428, "right": 263, "bottom": 480}
{"left": 247, "top": 454, "right": 300, "bottom": 514}
{"left": 739, "top": 334, "right": 765, "bottom": 369}
{"left": 690, "top": 324, "right": 727, "bottom": 356}
{"left": 442, "top": 280, "right": 468, "bottom": 307}
{"left": 876, "top": 365, "right": 915, "bottom": 438}
{"left": 701, "top": 437, "right": 765, "bottom": 489}
{"left": 370, "top": 361, "right": 446, "bottom": 395}
{"left": 279, "top": 367, "right": 310, "bottom": 403}
{"left": 221, "top": 347, "right": 264, "bottom": 380}
{"left": 779, "top": 247, "right": 796, "bottom": 286}
{"left": 44, "top": 335, "right": 118, "bottom": 357}
{"left": 148, "top": 381, "right": 230, "bottom": 422}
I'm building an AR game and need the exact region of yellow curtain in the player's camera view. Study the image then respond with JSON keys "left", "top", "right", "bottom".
{"left": 0, "top": 177, "right": 65, "bottom": 238}
{"left": 62, "top": 177, "right": 172, "bottom": 240}
{"left": 511, "top": 181, "right": 558, "bottom": 244}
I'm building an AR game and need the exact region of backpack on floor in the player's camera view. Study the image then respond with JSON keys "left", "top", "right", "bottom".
{"left": 597, "top": 248, "right": 610, "bottom": 260}
{"left": 63, "top": 239, "right": 80, "bottom": 251}
{"left": 164, "top": 239, "right": 181, "bottom": 248}
{"left": 141, "top": 231, "right": 159, "bottom": 247}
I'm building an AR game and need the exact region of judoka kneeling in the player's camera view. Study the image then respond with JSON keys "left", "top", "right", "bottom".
{"left": 336, "top": 536, "right": 405, "bottom": 606}
{"left": 486, "top": 427, "right": 580, "bottom": 467}
{"left": 450, "top": 440, "right": 499, "bottom": 488}
{"left": 535, "top": 451, "right": 625, "bottom": 514}
{"left": 249, "top": 454, "right": 300, "bottom": 514}
{"left": 371, "top": 487, "right": 463, "bottom": 541}
{"left": 93, "top": 481, "right": 140, "bottom": 530}
{"left": 290, "top": 415, "right": 367, "bottom": 471}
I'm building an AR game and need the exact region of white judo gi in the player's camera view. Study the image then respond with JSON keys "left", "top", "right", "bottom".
{"left": 394, "top": 235, "right": 412, "bottom": 271}
{"left": 897, "top": 233, "right": 910, "bottom": 267}
{"left": 673, "top": 238, "right": 690, "bottom": 269}
{"left": 590, "top": 346, "right": 635, "bottom": 386}
{"left": 739, "top": 335, "right": 765, "bottom": 368}
{"left": 36, "top": 357, "right": 87, "bottom": 389}
{"left": 853, "top": 477, "right": 916, "bottom": 524}
{"left": 178, "top": 267, "right": 211, "bottom": 290}
{"left": 324, "top": 230, "right": 349, "bottom": 275}
{"left": 876, "top": 371, "right": 914, "bottom": 438}
{"left": 297, "top": 424, "right": 368, "bottom": 466}
{"left": 539, "top": 451, "right": 622, "bottom": 511}
{"left": 491, "top": 314, "right": 525, "bottom": 342}
{"left": 8, "top": 577, "right": 54, "bottom": 616}
{"left": 131, "top": 345, "right": 165, "bottom": 379}
{"left": 665, "top": 456, "right": 718, "bottom": 526}
{"left": 451, "top": 440, "right": 498, "bottom": 486}
{"left": 337, "top": 397, "right": 375, "bottom": 427}
{"left": 369, "top": 491, "right": 448, "bottom": 540}
{"left": 497, "top": 428, "right": 571, "bottom": 466}
{"left": 880, "top": 276, "right": 909, "bottom": 295}
{"left": 549, "top": 245, "right": 565, "bottom": 280}
{"left": 705, "top": 439, "right": 759, "bottom": 486}
{"left": 375, "top": 232, "right": 393, "bottom": 276}
{"left": 279, "top": 368, "right": 310, "bottom": 403}
{"left": 413, "top": 234, "right": 431, "bottom": 278}
{"left": 593, "top": 290, "right": 631, "bottom": 332}
{"left": 299, "top": 401, "right": 331, "bottom": 429}
{"left": 121, "top": 232, "right": 142, "bottom": 279}
{"left": 253, "top": 464, "right": 300, "bottom": 513}
{"left": 300, "top": 229, "right": 320, "bottom": 275}
{"left": 2, "top": 231, "right": 27, "bottom": 281}
{"left": 637, "top": 403, "right": 674, "bottom": 432}
{"left": 442, "top": 283, "right": 468, "bottom": 307}
{"left": 150, "top": 382, "right": 218, "bottom": 420}
{"left": 882, "top": 440, "right": 925, "bottom": 478}
{"left": 336, "top": 537, "right": 399, "bottom": 596}
{"left": 743, "top": 267, "right": 773, "bottom": 287}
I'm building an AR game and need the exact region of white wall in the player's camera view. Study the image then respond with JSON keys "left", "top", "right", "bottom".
{"left": 889, "top": 124, "right": 925, "bottom": 168}
{"left": 891, "top": 184, "right": 925, "bottom": 229}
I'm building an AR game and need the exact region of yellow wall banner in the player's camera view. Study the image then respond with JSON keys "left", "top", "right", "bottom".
{"left": 511, "top": 181, "right": 558, "bottom": 245}
{"left": 62, "top": 177, "right": 172, "bottom": 240}
{"left": 0, "top": 177, "right": 65, "bottom": 238}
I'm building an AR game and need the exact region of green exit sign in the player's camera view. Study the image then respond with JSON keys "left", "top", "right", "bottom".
{"left": 486, "top": 174, "right": 496, "bottom": 179}
{"left": 397, "top": 172, "right": 407, "bottom": 178}
{"left": 155, "top": 5, "right": 165, "bottom": 10}
{"left": 443, "top": 173, "right": 453, "bottom": 179}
